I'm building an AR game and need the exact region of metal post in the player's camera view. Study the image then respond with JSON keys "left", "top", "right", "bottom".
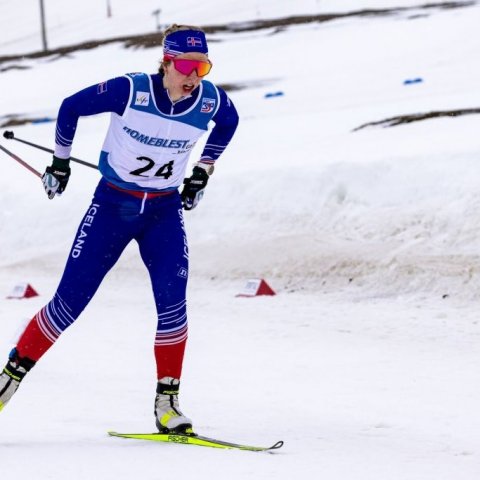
{"left": 152, "top": 9, "right": 162, "bottom": 31}
{"left": 39, "top": 0, "right": 48, "bottom": 51}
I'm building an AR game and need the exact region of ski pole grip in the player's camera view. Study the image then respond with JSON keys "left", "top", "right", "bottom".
{"left": 3, "top": 131, "right": 14, "bottom": 139}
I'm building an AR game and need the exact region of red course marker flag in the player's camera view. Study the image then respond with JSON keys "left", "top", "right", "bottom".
{"left": 7, "top": 283, "right": 39, "bottom": 299}
{"left": 236, "top": 278, "right": 276, "bottom": 298}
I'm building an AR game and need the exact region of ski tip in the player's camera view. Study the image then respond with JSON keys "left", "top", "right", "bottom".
{"left": 269, "top": 440, "right": 284, "bottom": 450}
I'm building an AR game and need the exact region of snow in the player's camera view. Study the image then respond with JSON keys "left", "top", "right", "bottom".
{"left": 0, "top": 0, "right": 480, "bottom": 478}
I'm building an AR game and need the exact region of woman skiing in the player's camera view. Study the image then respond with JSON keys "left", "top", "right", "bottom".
{"left": 0, "top": 24, "right": 239, "bottom": 434}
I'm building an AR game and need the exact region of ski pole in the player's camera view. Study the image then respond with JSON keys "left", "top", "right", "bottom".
{"left": 0, "top": 143, "right": 42, "bottom": 178}
{"left": 3, "top": 130, "right": 98, "bottom": 171}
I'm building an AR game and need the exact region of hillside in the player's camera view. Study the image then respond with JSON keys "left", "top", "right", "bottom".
{"left": 0, "top": 2, "right": 479, "bottom": 479}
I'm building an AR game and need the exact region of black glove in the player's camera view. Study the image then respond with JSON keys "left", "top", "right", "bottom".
{"left": 181, "top": 165, "right": 210, "bottom": 210}
{"left": 42, "top": 156, "right": 71, "bottom": 199}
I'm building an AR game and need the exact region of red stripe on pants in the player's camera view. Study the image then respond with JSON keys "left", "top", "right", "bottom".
{"left": 154, "top": 339, "right": 187, "bottom": 380}
{"left": 16, "top": 317, "right": 55, "bottom": 362}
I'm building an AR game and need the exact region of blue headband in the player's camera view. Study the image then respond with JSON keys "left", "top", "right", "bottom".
{"left": 163, "top": 30, "right": 208, "bottom": 57}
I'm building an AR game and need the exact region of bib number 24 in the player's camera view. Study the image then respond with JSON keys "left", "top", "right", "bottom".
{"left": 130, "top": 156, "right": 174, "bottom": 179}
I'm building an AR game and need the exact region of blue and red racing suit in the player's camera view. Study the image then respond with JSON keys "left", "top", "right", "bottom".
{"left": 15, "top": 72, "right": 239, "bottom": 379}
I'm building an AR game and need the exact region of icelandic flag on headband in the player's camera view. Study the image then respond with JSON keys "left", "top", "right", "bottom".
{"left": 187, "top": 36, "right": 203, "bottom": 48}
{"left": 164, "top": 30, "right": 208, "bottom": 55}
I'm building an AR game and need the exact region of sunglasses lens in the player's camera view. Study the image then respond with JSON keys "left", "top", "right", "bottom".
{"left": 173, "top": 59, "right": 212, "bottom": 77}
{"left": 196, "top": 61, "right": 212, "bottom": 76}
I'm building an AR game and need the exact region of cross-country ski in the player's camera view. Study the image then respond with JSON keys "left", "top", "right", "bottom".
{"left": 108, "top": 431, "right": 284, "bottom": 452}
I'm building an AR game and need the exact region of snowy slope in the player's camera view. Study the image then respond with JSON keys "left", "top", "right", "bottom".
{"left": 0, "top": 1, "right": 479, "bottom": 479}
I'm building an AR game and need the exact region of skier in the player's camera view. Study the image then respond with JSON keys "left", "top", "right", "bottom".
{"left": 0, "top": 24, "right": 239, "bottom": 434}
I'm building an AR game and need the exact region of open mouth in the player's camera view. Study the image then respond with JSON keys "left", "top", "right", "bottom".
{"left": 183, "top": 83, "right": 194, "bottom": 93}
